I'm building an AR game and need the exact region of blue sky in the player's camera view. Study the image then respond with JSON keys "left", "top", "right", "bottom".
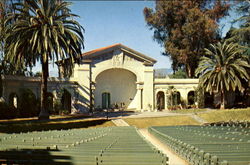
{"left": 33, "top": 1, "right": 236, "bottom": 77}
{"left": 71, "top": 1, "right": 167, "bottom": 64}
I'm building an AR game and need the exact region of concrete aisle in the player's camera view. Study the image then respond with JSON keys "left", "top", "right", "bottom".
{"left": 112, "top": 119, "right": 130, "bottom": 126}
{"left": 139, "top": 128, "right": 189, "bottom": 165}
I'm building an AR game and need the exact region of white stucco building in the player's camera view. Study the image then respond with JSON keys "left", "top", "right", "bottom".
{"left": 58, "top": 43, "right": 199, "bottom": 113}
{"left": 1, "top": 44, "right": 199, "bottom": 113}
{"left": 3, "top": 44, "right": 249, "bottom": 114}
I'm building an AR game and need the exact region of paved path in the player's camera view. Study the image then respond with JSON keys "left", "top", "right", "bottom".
{"left": 124, "top": 111, "right": 186, "bottom": 118}
{"left": 101, "top": 110, "right": 208, "bottom": 124}
{"left": 112, "top": 119, "right": 130, "bottom": 126}
{"left": 139, "top": 128, "right": 189, "bottom": 165}
{"left": 188, "top": 114, "right": 207, "bottom": 124}
{"left": 95, "top": 110, "right": 203, "bottom": 118}
{"left": 111, "top": 119, "right": 190, "bottom": 164}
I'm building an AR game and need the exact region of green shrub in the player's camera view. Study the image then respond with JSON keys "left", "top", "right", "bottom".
{"left": 195, "top": 85, "right": 205, "bottom": 108}
{"left": 0, "top": 102, "right": 18, "bottom": 119}
{"left": 59, "top": 109, "right": 70, "bottom": 115}
{"left": 53, "top": 99, "right": 62, "bottom": 115}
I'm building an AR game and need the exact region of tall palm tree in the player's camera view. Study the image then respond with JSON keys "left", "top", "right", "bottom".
{"left": 0, "top": 0, "right": 7, "bottom": 98}
{"left": 4, "top": 0, "right": 84, "bottom": 119}
{"left": 195, "top": 41, "right": 249, "bottom": 109}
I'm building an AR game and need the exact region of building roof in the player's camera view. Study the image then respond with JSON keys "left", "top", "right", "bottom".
{"left": 82, "top": 43, "right": 121, "bottom": 57}
{"left": 81, "top": 43, "right": 157, "bottom": 64}
{"left": 57, "top": 43, "right": 157, "bottom": 65}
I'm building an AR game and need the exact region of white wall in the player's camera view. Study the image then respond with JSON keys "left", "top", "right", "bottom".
{"left": 94, "top": 68, "right": 137, "bottom": 109}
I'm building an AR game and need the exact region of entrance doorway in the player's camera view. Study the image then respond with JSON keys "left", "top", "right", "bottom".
{"left": 95, "top": 68, "right": 137, "bottom": 110}
{"left": 62, "top": 89, "right": 71, "bottom": 113}
{"left": 102, "top": 92, "right": 110, "bottom": 109}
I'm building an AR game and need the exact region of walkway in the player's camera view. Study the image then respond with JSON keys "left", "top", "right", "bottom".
{"left": 112, "top": 119, "right": 130, "bottom": 126}
{"left": 111, "top": 119, "right": 190, "bottom": 164}
{"left": 139, "top": 128, "right": 189, "bottom": 165}
{"left": 109, "top": 111, "right": 207, "bottom": 164}
{"left": 97, "top": 110, "right": 208, "bottom": 124}
{"left": 188, "top": 114, "right": 207, "bottom": 124}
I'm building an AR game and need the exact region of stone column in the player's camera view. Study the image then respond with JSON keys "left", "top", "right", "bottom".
{"left": 75, "top": 60, "right": 92, "bottom": 113}
{"left": 136, "top": 83, "right": 143, "bottom": 111}
{"left": 165, "top": 91, "right": 168, "bottom": 110}
{"left": 143, "top": 65, "right": 154, "bottom": 111}
{"left": 155, "top": 90, "right": 158, "bottom": 112}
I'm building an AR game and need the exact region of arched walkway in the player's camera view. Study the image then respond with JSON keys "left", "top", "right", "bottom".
{"left": 157, "top": 91, "right": 165, "bottom": 110}
{"left": 173, "top": 92, "right": 181, "bottom": 105}
{"left": 9, "top": 93, "right": 18, "bottom": 108}
{"left": 188, "top": 91, "right": 195, "bottom": 105}
{"left": 47, "top": 92, "right": 54, "bottom": 114}
{"left": 19, "top": 88, "right": 38, "bottom": 117}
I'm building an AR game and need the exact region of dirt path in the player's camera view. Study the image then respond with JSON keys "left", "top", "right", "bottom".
{"left": 139, "top": 129, "right": 189, "bottom": 165}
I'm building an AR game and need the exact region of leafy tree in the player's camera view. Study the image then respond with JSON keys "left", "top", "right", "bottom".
{"left": 169, "top": 69, "right": 187, "bottom": 79}
{"left": 195, "top": 41, "right": 250, "bottom": 109}
{"left": 167, "top": 86, "right": 176, "bottom": 108}
{"left": 4, "top": 0, "right": 84, "bottom": 119}
{"left": 144, "top": 0, "right": 230, "bottom": 77}
{"left": 228, "top": 0, "right": 250, "bottom": 48}
{"left": 34, "top": 71, "right": 42, "bottom": 77}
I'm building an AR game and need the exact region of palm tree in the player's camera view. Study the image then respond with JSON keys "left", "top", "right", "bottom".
{"left": 195, "top": 41, "right": 249, "bottom": 109}
{"left": 167, "top": 86, "right": 177, "bottom": 108}
{"left": 4, "top": 0, "right": 84, "bottom": 119}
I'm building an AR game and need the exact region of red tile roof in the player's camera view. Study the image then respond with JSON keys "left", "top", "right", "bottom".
{"left": 81, "top": 43, "right": 121, "bottom": 57}
{"left": 79, "top": 43, "right": 156, "bottom": 64}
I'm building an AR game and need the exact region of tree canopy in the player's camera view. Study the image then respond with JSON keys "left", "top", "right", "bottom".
{"left": 168, "top": 69, "right": 187, "bottom": 79}
{"left": 144, "top": 0, "right": 230, "bottom": 78}
{"left": 227, "top": 0, "right": 250, "bottom": 54}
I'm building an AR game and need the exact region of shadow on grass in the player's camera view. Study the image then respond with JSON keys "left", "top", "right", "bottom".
{"left": 0, "top": 114, "right": 91, "bottom": 124}
{"left": 0, "top": 149, "right": 72, "bottom": 165}
{"left": 0, "top": 119, "right": 111, "bottom": 133}
{"left": 93, "top": 110, "right": 138, "bottom": 118}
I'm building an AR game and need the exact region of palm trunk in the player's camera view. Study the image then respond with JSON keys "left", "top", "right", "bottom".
{"left": 0, "top": 73, "right": 2, "bottom": 98}
{"left": 38, "top": 57, "right": 49, "bottom": 120}
{"left": 186, "top": 64, "right": 194, "bottom": 78}
{"left": 220, "top": 90, "right": 225, "bottom": 109}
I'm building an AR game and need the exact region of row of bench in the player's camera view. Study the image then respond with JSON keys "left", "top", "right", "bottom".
{"left": 149, "top": 125, "right": 250, "bottom": 165}
{"left": 0, "top": 126, "right": 169, "bottom": 165}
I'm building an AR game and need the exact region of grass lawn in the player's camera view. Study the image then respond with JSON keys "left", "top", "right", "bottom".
{"left": 169, "top": 109, "right": 208, "bottom": 114}
{"left": 124, "top": 116, "right": 200, "bottom": 128}
{"left": 0, "top": 118, "right": 114, "bottom": 133}
{"left": 198, "top": 108, "right": 250, "bottom": 123}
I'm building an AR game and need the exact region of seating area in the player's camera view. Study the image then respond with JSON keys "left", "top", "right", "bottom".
{"left": 0, "top": 127, "right": 168, "bottom": 165}
{"left": 149, "top": 125, "right": 250, "bottom": 165}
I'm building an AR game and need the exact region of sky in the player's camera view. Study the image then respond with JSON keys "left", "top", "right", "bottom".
{"left": 32, "top": 1, "right": 236, "bottom": 77}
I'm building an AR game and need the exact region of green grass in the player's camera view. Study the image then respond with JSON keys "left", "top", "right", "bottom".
{"left": 198, "top": 108, "right": 250, "bottom": 123}
{"left": 0, "top": 118, "right": 114, "bottom": 133}
{"left": 169, "top": 109, "right": 208, "bottom": 114}
{"left": 1, "top": 108, "right": 250, "bottom": 133}
{"left": 124, "top": 116, "right": 200, "bottom": 128}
